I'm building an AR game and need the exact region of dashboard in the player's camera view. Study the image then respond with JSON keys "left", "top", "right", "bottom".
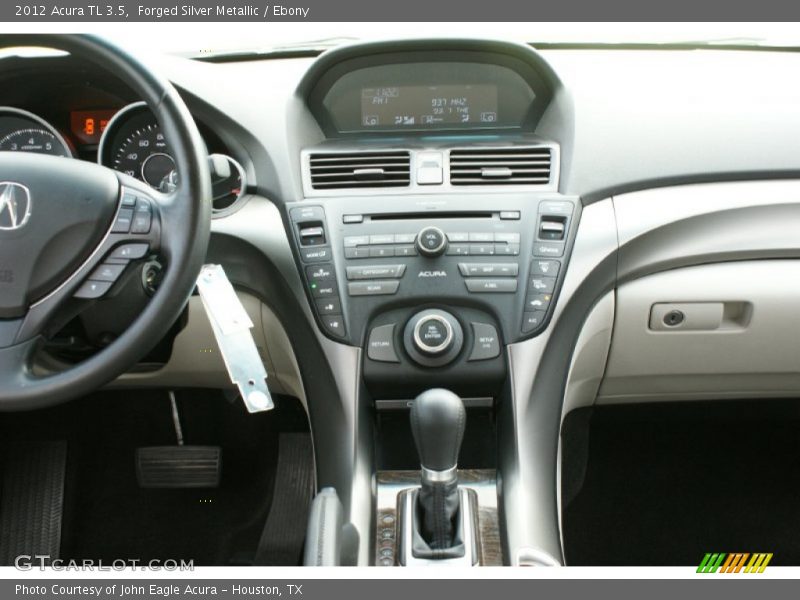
{"left": 4, "top": 36, "right": 800, "bottom": 567}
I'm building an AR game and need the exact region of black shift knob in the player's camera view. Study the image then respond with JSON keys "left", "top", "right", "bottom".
{"left": 410, "top": 388, "right": 466, "bottom": 473}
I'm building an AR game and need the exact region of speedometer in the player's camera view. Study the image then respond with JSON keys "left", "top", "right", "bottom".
{"left": 0, "top": 107, "right": 73, "bottom": 157}
{"left": 111, "top": 123, "right": 176, "bottom": 188}
{"left": 100, "top": 102, "right": 249, "bottom": 214}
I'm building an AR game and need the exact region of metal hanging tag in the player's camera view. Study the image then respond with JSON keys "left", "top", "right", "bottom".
{"left": 195, "top": 264, "right": 274, "bottom": 413}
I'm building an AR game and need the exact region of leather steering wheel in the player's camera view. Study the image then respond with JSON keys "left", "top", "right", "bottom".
{"left": 0, "top": 34, "right": 211, "bottom": 410}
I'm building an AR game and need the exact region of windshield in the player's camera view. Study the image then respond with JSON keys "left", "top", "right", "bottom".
{"left": 15, "top": 22, "right": 800, "bottom": 56}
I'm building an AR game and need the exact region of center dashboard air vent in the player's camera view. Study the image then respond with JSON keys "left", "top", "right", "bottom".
{"left": 309, "top": 151, "right": 411, "bottom": 190}
{"left": 449, "top": 146, "right": 552, "bottom": 186}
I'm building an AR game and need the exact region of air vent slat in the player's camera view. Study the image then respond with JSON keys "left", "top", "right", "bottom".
{"left": 450, "top": 147, "right": 552, "bottom": 186}
{"left": 309, "top": 151, "right": 411, "bottom": 190}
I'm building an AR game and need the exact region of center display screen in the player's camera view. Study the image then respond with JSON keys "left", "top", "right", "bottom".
{"left": 360, "top": 85, "right": 498, "bottom": 128}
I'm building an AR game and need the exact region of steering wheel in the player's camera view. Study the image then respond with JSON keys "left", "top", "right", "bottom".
{"left": 0, "top": 34, "right": 211, "bottom": 410}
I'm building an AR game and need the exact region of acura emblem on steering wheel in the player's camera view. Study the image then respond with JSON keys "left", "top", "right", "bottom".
{"left": 0, "top": 181, "right": 32, "bottom": 231}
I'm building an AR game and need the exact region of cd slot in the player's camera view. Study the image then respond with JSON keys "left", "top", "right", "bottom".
{"left": 368, "top": 211, "right": 494, "bottom": 222}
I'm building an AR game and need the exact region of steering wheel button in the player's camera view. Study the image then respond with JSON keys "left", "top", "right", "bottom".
{"left": 109, "top": 243, "right": 149, "bottom": 260}
{"left": 111, "top": 208, "right": 133, "bottom": 233}
{"left": 134, "top": 197, "right": 152, "bottom": 212}
{"left": 89, "top": 263, "right": 126, "bottom": 282}
{"left": 131, "top": 212, "right": 152, "bottom": 234}
{"left": 121, "top": 192, "right": 137, "bottom": 207}
{"left": 74, "top": 279, "right": 113, "bottom": 299}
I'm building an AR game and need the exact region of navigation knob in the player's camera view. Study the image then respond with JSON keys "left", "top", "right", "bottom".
{"left": 404, "top": 309, "right": 464, "bottom": 367}
{"left": 413, "top": 314, "right": 454, "bottom": 356}
{"left": 416, "top": 226, "right": 447, "bottom": 257}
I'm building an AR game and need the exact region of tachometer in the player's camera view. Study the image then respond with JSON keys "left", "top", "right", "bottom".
{"left": 0, "top": 107, "right": 73, "bottom": 157}
{"left": 0, "top": 128, "right": 70, "bottom": 156}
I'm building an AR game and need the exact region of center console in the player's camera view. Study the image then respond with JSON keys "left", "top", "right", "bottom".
{"left": 291, "top": 38, "right": 573, "bottom": 566}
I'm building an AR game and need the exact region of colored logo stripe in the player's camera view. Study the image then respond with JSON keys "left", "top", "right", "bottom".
{"left": 697, "top": 553, "right": 773, "bottom": 573}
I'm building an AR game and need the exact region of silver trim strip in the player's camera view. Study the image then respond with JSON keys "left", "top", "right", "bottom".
{"left": 421, "top": 465, "right": 457, "bottom": 484}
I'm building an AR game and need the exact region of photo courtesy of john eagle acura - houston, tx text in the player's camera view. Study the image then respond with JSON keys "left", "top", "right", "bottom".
{"left": 1, "top": 27, "right": 800, "bottom": 569}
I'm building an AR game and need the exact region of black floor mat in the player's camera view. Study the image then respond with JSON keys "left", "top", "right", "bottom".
{"left": 562, "top": 401, "right": 800, "bottom": 566}
{"left": 0, "top": 390, "right": 310, "bottom": 566}
{"left": 0, "top": 441, "right": 67, "bottom": 565}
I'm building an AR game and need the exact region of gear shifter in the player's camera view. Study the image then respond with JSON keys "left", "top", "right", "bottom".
{"left": 409, "top": 388, "right": 466, "bottom": 550}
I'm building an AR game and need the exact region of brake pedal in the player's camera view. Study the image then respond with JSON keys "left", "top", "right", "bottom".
{"left": 135, "top": 391, "right": 221, "bottom": 489}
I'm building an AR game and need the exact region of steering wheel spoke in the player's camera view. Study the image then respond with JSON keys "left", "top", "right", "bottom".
{"left": 11, "top": 176, "right": 164, "bottom": 346}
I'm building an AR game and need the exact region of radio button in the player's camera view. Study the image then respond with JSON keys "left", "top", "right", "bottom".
{"left": 469, "top": 232, "right": 494, "bottom": 243}
{"left": 446, "top": 244, "right": 470, "bottom": 256}
{"left": 369, "top": 234, "right": 395, "bottom": 245}
{"left": 500, "top": 211, "right": 521, "bottom": 220}
{"left": 348, "top": 281, "right": 401, "bottom": 296}
{"left": 344, "top": 235, "right": 370, "bottom": 247}
{"left": 494, "top": 232, "right": 521, "bottom": 244}
{"left": 465, "top": 279, "right": 518, "bottom": 293}
{"left": 394, "top": 245, "right": 418, "bottom": 257}
{"left": 343, "top": 214, "right": 363, "bottom": 224}
{"left": 447, "top": 232, "right": 469, "bottom": 243}
{"left": 494, "top": 243, "right": 520, "bottom": 256}
{"left": 459, "top": 263, "right": 518, "bottom": 277}
{"left": 394, "top": 233, "right": 417, "bottom": 244}
{"left": 369, "top": 246, "right": 395, "bottom": 258}
{"left": 345, "top": 247, "right": 370, "bottom": 259}
{"left": 346, "top": 265, "right": 406, "bottom": 280}
{"left": 469, "top": 243, "right": 495, "bottom": 256}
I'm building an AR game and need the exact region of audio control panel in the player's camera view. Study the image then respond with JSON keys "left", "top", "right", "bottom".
{"left": 286, "top": 194, "right": 579, "bottom": 351}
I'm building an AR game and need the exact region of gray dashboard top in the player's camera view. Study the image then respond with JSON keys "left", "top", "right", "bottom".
{"left": 153, "top": 44, "right": 800, "bottom": 205}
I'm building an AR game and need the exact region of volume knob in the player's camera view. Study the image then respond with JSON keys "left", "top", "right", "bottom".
{"left": 416, "top": 226, "right": 447, "bottom": 257}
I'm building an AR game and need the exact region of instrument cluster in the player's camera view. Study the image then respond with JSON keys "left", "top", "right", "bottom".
{"left": 0, "top": 101, "right": 247, "bottom": 212}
